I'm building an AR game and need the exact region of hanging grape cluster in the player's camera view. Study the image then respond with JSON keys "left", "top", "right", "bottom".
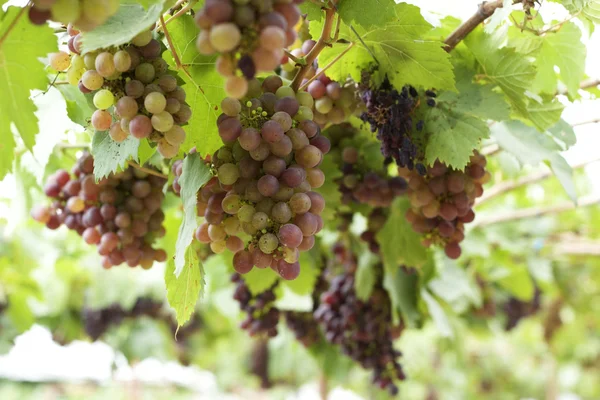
{"left": 195, "top": 0, "right": 303, "bottom": 98}
{"left": 31, "top": 153, "right": 167, "bottom": 269}
{"left": 232, "top": 274, "right": 280, "bottom": 338}
{"left": 314, "top": 244, "right": 406, "bottom": 396}
{"left": 29, "top": 1, "right": 119, "bottom": 30}
{"left": 358, "top": 69, "right": 437, "bottom": 173}
{"left": 191, "top": 76, "right": 329, "bottom": 281}
{"left": 503, "top": 288, "right": 541, "bottom": 331}
{"left": 55, "top": 27, "right": 189, "bottom": 157}
{"left": 404, "top": 152, "right": 489, "bottom": 259}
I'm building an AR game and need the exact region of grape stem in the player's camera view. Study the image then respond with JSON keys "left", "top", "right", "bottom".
{"left": 127, "top": 161, "right": 168, "bottom": 179}
{"left": 473, "top": 194, "right": 600, "bottom": 227}
{"left": 0, "top": 3, "right": 29, "bottom": 50}
{"left": 291, "top": 7, "right": 337, "bottom": 91}
{"left": 476, "top": 155, "right": 600, "bottom": 206}
{"left": 299, "top": 42, "right": 355, "bottom": 91}
{"left": 160, "top": 15, "right": 205, "bottom": 94}
{"left": 443, "top": 0, "right": 524, "bottom": 52}
{"left": 557, "top": 78, "right": 600, "bottom": 96}
{"left": 283, "top": 49, "right": 306, "bottom": 66}
{"left": 156, "top": 0, "right": 198, "bottom": 32}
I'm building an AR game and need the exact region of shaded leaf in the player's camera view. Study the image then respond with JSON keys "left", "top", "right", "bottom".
{"left": 91, "top": 131, "right": 140, "bottom": 180}
{"left": 165, "top": 246, "right": 204, "bottom": 326}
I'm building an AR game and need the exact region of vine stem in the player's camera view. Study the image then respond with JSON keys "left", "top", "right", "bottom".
{"left": 476, "top": 155, "right": 600, "bottom": 206}
{"left": 472, "top": 194, "right": 600, "bottom": 228}
{"left": 443, "top": 0, "right": 523, "bottom": 52}
{"left": 160, "top": 14, "right": 205, "bottom": 94}
{"left": 284, "top": 49, "right": 304, "bottom": 65}
{"left": 0, "top": 3, "right": 29, "bottom": 50}
{"left": 291, "top": 7, "right": 337, "bottom": 91}
{"left": 156, "top": 0, "right": 197, "bottom": 32}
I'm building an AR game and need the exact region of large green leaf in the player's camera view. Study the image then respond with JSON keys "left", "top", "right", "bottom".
{"left": 337, "top": 0, "right": 397, "bottom": 28}
{"left": 244, "top": 267, "right": 279, "bottom": 296}
{"left": 383, "top": 266, "right": 420, "bottom": 327}
{"left": 91, "top": 131, "right": 140, "bottom": 180}
{"left": 421, "top": 289, "right": 453, "bottom": 338}
{"left": 313, "top": 3, "right": 455, "bottom": 91}
{"left": 174, "top": 153, "right": 212, "bottom": 276}
{"left": 163, "top": 15, "right": 225, "bottom": 157}
{"left": 354, "top": 246, "right": 378, "bottom": 301}
{"left": 491, "top": 121, "right": 577, "bottom": 202}
{"left": 165, "top": 245, "right": 204, "bottom": 326}
{"left": 377, "top": 198, "right": 428, "bottom": 268}
{"left": 316, "top": 153, "right": 342, "bottom": 222}
{"left": 530, "top": 23, "right": 586, "bottom": 96}
{"left": 56, "top": 84, "right": 94, "bottom": 127}
{"left": 0, "top": 7, "right": 57, "bottom": 179}
{"left": 81, "top": 2, "right": 166, "bottom": 53}
{"left": 561, "top": 0, "right": 600, "bottom": 23}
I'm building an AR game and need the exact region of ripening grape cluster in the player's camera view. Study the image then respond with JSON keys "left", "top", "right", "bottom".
{"left": 308, "top": 75, "right": 359, "bottom": 127}
{"left": 192, "top": 76, "right": 330, "bottom": 281}
{"left": 359, "top": 208, "right": 388, "bottom": 254}
{"left": 315, "top": 244, "right": 406, "bottom": 396}
{"left": 404, "top": 152, "right": 489, "bottom": 259}
{"left": 502, "top": 288, "right": 541, "bottom": 331}
{"left": 195, "top": 0, "right": 303, "bottom": 98}
{"left": 83, "top": 297, "right": 162, "bottom": 340}
{"left": 232, "top": 274, "right": 280, "bottom": 337}
{"left": 29, "top": 0, "right": 119, "bottom": 30}
{"left": 56, "top": 28, "right": 189, "bottom": 157}
{"left": 359, "top": 70, "right": 438, "bottom": 174}
{"left": 31, "top": 153, "right": 167, "bottom": 269}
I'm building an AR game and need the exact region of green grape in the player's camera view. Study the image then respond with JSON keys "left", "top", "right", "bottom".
{"left": 275, "top": 85, "right": 296, "bottom": 99}
{"left": 93, "top": 89, "right": 115, "bottom": 110}
{"left": 296, "top": 91, "right": 314, "bottom": 108}
{"left": 132, "top": 30, "right": 153, "bottom": 47}
{"left": 251, "top": 212, "right": 269, "bottom": 230}
{"left": 217, "top": 163, "right": 239, "bottom": 185}
{"left": 114, "top": 50, "right": 132, "bottom": 72}
{"left": 50, "top": 0, "right": 80, "bottom": 24}
{"left": 210, "top": 240, "right": 227, "bottom": 254}
{"left": 222, "top": 194, "right": 242, "bottom": 214}
{"left": 258, "top": 233, "right": 278, "bottom": 254}
{"left": 223, "top": 217, "right": 240, "bottom": 235}
{"left": 135, "top": 63, "right": 156, "bottom": 83}
{"left": 144, "top": 92, "right": 167, "bottom": 114}
{"left": 150, "top": 111, "right": 174, "bottom": 132}
{"left": 83, "top": 53, "right": 97, "bottom": 69}
{"left": 295, "top": 106, "right": 313, "bottom": 122}
{"left": 221, "top": 97, "right": 241, "bottom": 117}
{"left": 238, "top": 204, "right": 255, "bottom": 223}
{"left": 315, "top": 97, "right": 333, "bottom": 114}
{"left": 209, "top": 23, "right": 241, "bottom": 52}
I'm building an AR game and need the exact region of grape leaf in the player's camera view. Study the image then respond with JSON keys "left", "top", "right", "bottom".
{"left": 165, "top": 245, "right": 204, "bottom": 326}
{"left": 507, "top": 25, "right": 544, "bottom": 55}
{"left": 526, "top": 96, "right": 564, "bottom": 131}
{"left": 377, "top": 198, "right": 428, "bottom": 269}
{"left": 316, "top": 152, "right": 343, "bottom": 222}
{"left": 421, "top": 289, "right": 453, "bottom": 338}
{"left": 281, "top": 249, "right": 321, "bottom": 296}
{"left": 174, "top": 153, "right": 212, "bottom": 276}
{"left": 560, "top": 0, "right": 600, "bottom": 23}
{"left": 313, "top": 3, "right": 455, "bottom": 91}
{"left": 163, "top": 15, "right": 225, "bottom": 157}
{"left": 0, "top": 7, "right": 57, "bottom": 180}
{"left": 243, "top": 268, "right": 279, "bottom": 296}
{"left": 337, "top": 0, "right": 397, "bottom": 28}
{"left": 354, "top": 248, "right": 377, "bottom": 301}
{"left": 530, "top": 23, "right": 586, "bottom": 96}
{"left": 56, "top": 84, "right": 94, "bottom": 127}
{"left": 299, "top": 2, "right": 323, "bottom": 22}
{"left": 91, "top": 131, "right": 140, "bottom": 180}
{"left": 491, "top": 121, "right": 577, "bottom": 202}
{"left": 383, "top": 266, "right": 420, "bottom": 327}
{"left": 548, "top": 119, "right": 576, "bottom": 149}
{"left": 137, "top": 139, "right": 156, "bottom": 166}
{"left": 122, "top": 0, "right": 166, "bottom": 9}
{"left": 81, "top": 2, "right": 166, "bottom": 53}
{"left": 464, "top": 28, "right": 537, "bottom": 124}
{"left": 438, "top": 66, "right": 511, "bottom": 122}
{"left": 423, "top": 107, "right": 489, "bottom": 170}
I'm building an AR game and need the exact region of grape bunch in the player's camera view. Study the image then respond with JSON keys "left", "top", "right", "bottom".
{"left": 58, "top": 27, "right": 189, "bottom": 157}
{"left": 193, "top": 76, "right": 330, "bottom": 281}
{"left": 29, "top": 0, "right": 119, "bottom": 30}
{"left": 195, "top": 0, "right": 303, "bottom": 98}
{"left": 314, "top": 245, "right": 406, "bottom": 395}
{"left": 359, "top": 69, "right": 438, "bottom": 173}
{"left": 404, "top": 152, "right": 489, "bottom": 259}
{"left": 359, "top": 208, "right": 388, "bottom": 254}
{"left": 31, "top": 153, "right": 167, "bottom": 269}
{"left": 232, "top": 274, "right": 280, "bottom": 338}
{"left": 503, "top": 288, "right": 541, "bottom": 331}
